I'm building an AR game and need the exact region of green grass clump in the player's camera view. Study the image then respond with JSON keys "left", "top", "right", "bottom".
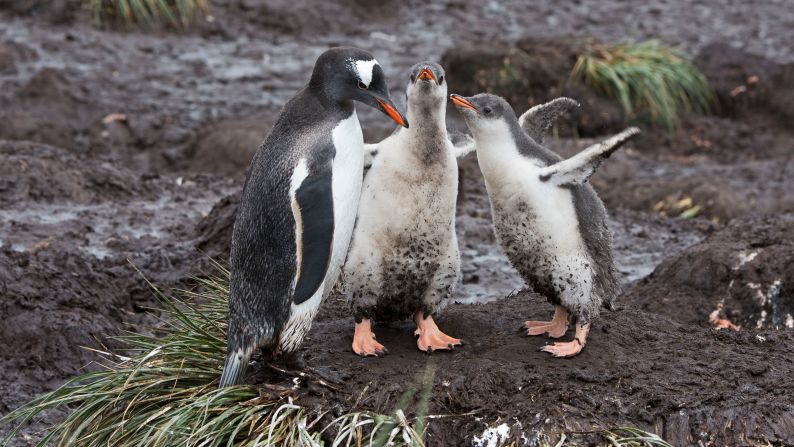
{"left": 88, "top": 0, "right": 209, "bottom": 29}
{"left": 572, "top": 40, "right": 715, "bottom": 128}
{"left": 0, "top": 267, "right": 425, "bottom": 447}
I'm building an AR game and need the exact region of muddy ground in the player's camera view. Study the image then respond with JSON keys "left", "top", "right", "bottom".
{"left": 1, "top": 1, "right": 793, "bottom": 446}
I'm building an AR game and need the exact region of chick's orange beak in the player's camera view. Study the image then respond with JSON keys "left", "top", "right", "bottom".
{"left": 418, "top": 67, "right": 435, "bottom": 81}
{"left": 450, "top": 94, "right": 477, "bottom": 111}
{"left": 376, "top": 98, "right": 409, "bottom": 128}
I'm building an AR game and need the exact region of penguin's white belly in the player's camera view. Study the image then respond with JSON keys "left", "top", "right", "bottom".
{"left": 485, "top": 157, "right": 593, "bottom": 305}
{"left": 279, "top": 112, "right": 364, "bottom": 351}
{"left": 345, "top": 136, "right": 461, "bottom": 320}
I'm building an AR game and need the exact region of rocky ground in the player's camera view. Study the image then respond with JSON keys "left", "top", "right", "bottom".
{"left": 1, "top": 1, "right": 793, "bottom": 446}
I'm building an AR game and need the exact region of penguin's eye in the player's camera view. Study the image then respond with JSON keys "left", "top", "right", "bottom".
{"left": 357, "top": 81, "right": 367, "bottom": 90}
{"left": 483, "top": 106, "right": 493, "bottom": 115}
{"left": 410, "top": 74, "right": 416, "bottom": 83}
{"left": 439, "top": 75, "right": 445, "bottom": 84}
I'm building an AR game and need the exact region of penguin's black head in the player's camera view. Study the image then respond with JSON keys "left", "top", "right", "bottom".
{"left": 406, "top": 61, "right": 447, "bottom": 107}
{"left": 310, "top": 47, "right": 408, "bottom": 128}
{"left": 450, "top": 93, "right": 518, "bottom": 138}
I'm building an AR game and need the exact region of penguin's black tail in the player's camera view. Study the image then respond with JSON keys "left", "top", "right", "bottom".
{"left": 219, "top": 348, "right": 250, "bottom": 388}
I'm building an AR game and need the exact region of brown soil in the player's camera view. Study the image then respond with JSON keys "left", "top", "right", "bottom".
{"left": 2, "top": 0, "right": 794, "bottom": 446}
{"left": 283, "top": 291, "right": 794, "bottom": 447}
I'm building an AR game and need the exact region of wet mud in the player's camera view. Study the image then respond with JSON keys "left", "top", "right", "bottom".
{"left": 1, "top": 0, "right": 793, "bottom": 445}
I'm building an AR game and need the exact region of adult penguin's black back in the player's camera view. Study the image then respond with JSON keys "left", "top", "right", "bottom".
{"left": 219, "top": 47, "right": 408, "bottom": 387}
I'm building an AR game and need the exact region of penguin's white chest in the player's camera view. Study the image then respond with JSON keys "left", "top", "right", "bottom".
{"left": 483, "top": 155, "right": 583, "bottom": 256}
{"left": 280, "top": 111, "right": 364, "bottom": 351}
{"left": 329, "top": 111, "right": 365, "bottom": 272}
{"left": 475, "top": 130, "right": 588, "bottom": 262}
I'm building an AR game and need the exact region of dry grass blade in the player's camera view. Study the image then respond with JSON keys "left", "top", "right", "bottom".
{"left": 603, "top": 427, "right": 673, "bottom": 447}
{"left": 0, "top": 269, "right": 423, "bottom": 446}
{"left": 572, "top": 40, "right": 715, "bottom": 128}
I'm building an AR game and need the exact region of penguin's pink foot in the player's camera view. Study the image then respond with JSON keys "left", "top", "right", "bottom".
{"left": 540, "top": 322, "right": 590, "bottom": 358}
{"left": 352, "top": 319, "right": 387, "bottom": 356}
{"left": 524, "top": 306, "right": 569, "bottom": 338}
{"left": 414, "top": 312, "right": 462, "bottom": 352}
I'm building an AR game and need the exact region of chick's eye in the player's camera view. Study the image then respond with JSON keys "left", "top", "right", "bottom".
{"left": 357, "top": 81, "right": 367, "bottom": 89}
{"left": 439, "top": 75, "right": 445, "bottom": 84}
{"left": 410, "top": 74, "right": 416, "bottom": 83}
{"left": 483, "top": 107, "right": 492, "bottom": 115}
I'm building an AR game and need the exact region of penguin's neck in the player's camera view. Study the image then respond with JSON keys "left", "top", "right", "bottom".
{"left": 474, "top": 122, "right": 529, "bottom": 184}
{"left": 405, "top": 99, "right": 448, "bottom": 159}
{"left": 305, "top": 83, "right": 354, "bottom": 119}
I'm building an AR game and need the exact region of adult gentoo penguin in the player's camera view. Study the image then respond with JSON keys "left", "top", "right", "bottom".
{"left": 344, "top": 62, "right": 471, "bottom": 356}
{"left": 450, "top": 93, "right": 638, "bottom": 357}
{"left": 219, "top": 47, "right": 408, "bottom": 387}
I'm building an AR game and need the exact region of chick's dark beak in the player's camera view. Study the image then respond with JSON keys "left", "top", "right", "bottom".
{"left": 376, "top": 98, "right": 409, "bottom": 128}
{"left": 417, "top": 67, "right": 436, "bottom": 82}
{"left": 450, "top": 94, "right": 478, "bottom": 112}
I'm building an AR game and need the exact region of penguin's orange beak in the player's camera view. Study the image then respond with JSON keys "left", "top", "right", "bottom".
{"left": 450, "top": 94, "right": 477, "bottom": 112}
{"left": 376, "top": 98, "right": 409, "bottom": 128}
{"left": 418, "top": 67, "right": 435, "bottom": 82}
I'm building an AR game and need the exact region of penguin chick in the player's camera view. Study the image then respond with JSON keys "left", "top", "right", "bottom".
{"left": 344, "top": 62, "right": 464, "bottom": 356}
{"left": 219, "top": 47, "right": 408, "bottom": 387}
{"left": 450, "top": 93, "right": 638, "bottom": 358}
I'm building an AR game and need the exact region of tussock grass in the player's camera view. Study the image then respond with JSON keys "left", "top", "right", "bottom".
{"left": 0, "top": 267, "right": 425, "bottom": 446}
{"left": 572, "top": 40, "right": 715, "bottom": 128}
{"left": 88, "top": 0, "right": 208, "bottom": 29}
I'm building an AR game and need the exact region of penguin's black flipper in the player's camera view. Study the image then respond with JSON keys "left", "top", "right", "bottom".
{"left": 291, "top": 168, "right": 335, "bottom": 305}
{"left": 538, "top": 127, "right": 640, "bottom": 186}
{"left": 518, "top": 97, "right": 580, "bottom": 144}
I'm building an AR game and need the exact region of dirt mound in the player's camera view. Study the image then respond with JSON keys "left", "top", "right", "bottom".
{"left": 623, "top": 214, "right": 794, "bottom": 330}
{"left": 185, "top": 116, "right": 272, "bottom": 178}
{"left": 0, "top": 68, "right": 109, "bottom": 153}
{"left": 194, "top": 191, "right": 240, "bottom": 260}
{"left": 0, "top": 140, "right": 143, "bottom": 206}
{"left": 253, "top": 290, "right": 794, "bottom": 446}
{"left": 696, "top": 42, "right": 794, "bottom": 125}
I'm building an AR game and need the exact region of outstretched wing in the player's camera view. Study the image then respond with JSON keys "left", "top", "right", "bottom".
{"left": 538, "top": 127, "right": 640, "bottom": 186}
{"left": 518, "top": 97, "right": 580, "bottom": 144}
{"left": 290, "top": 159, "right": 335, "bottom": 305}
{"left": 448, "top": 134, "right": 476, "bottom": 158}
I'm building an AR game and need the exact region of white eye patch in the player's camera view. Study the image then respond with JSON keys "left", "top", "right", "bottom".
{"left": 350, "top": 58, "right": 379, "bottom": 88}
